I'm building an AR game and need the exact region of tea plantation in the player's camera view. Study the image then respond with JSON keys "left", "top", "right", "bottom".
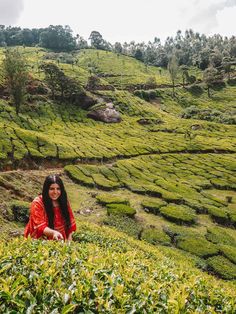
{"left": 0, "top": 47, "right": 236, "bottom": 312}
{"left": 1, "top": 222, "right": 236, "bottom": 313}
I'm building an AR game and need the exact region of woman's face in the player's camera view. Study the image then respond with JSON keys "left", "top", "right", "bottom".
{"left": 48, "top": 183, "right": 61, "bottom": 201}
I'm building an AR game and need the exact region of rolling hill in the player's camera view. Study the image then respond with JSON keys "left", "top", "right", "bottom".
{"left": 0, "top": 46, "right": 236, "bottom": 312}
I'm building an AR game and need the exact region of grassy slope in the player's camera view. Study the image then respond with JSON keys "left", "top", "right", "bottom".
{"left": 0, "top": 47, "right": 236, "bottom": 309}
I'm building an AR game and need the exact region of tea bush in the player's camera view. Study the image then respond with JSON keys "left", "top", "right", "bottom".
{"left": 0, "top": 222, "right": 236, "bottom": 312}
{"left": 176, "top": 236, "right": 219, "bottom": 258}
{"left": 141, "top": 198, "right": 167, "bottom": 215}
{"left": 103, "top": 214, "right": 142, "bottom": 239}
{"left": 106, "top": 203, "right": 136, "bottom": 218}
{"left": 206, "top": 226, "right": 236, "bottom": 247}
{"left": 96, "top": 193, "right": 129, "bottom": 205}
{"left": 160, "top": 204, "right": 197, "bottom": 225}
{"left": 219, "top": 244, "right": 236, "bottom": 264}
{"left": 206, "top": 255, "right": 236, "bottom": 280}
{"left": 141, "top": 227, "right": 171, "bottom": 246}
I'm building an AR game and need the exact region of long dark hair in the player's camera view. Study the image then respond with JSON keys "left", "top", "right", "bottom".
{"left": 42, "top": 174, "right": 71, "bottom": 230}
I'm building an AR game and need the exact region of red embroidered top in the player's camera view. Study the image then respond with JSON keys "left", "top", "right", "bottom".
{"left": 24, "top": 195, "right": 76, "bottom": 240}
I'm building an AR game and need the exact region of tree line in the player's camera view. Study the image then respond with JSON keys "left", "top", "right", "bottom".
{"left": 0, "top": 25, "right": 236, "bottom": 70}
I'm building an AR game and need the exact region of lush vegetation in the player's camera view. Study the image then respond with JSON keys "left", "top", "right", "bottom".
{"left": 0, "top": 222, "right": 236, "bottom": 313}
{"left": 0, "top": 42, "right": 236, "bottom": 312}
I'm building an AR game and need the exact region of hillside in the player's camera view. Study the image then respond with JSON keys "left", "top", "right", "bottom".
{"left": 1, "top": 222, "right": 236, "bottom": 313}
{"left": 0, "top": 47, "right": 236, "bottom": 311}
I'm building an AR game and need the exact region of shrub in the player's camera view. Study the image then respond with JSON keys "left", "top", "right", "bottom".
{"left": 176, "top": 237, "right": 218, "bottom": 258}
{"left": 219, "top": 245, "right": 236, "bottom": 264}
{"left": 186, "top": 84, "right": 204, "bottom": 96}
{"left": 206, "top": 226, "right": 236, "bottom": 247}
{"left": 92, "top": 173, "right": 121, "bottom": 190}
{"left": 163, "top": 225, "right": 200, "bottom": 243}
{"left": 137, "top": 118, "right": 163, "bottom": 125}
{"left": 141, "top": 198, "right": 167, "bottom": 215}
{"left": 106, "top": 203, "right": 136, "bottom": 218}
{"left": 206, "top": 255, "right": 236, "bottom": 280}
{"left": 10, "top": 200, "right": 30, "bottom": 223}
{"left": 141, "top": 227, "right": 171, "bottom": 246}
{"left": 96, "top": 194, "right": 129, "bottom": 205}
{"left": 148, "top": 90, "right": 157, "bottom": 100}
{"left": 207, "top": 206, "right": 230, "bottom": 225}
{"left": 160, "top": 204, "right": 197, "bottom": 225}
{"left": 65, "top": 165, "right": 94, "bottom": 187}
{"left": 181, "top": 106, "right": 236, "bottom": 125}
{"left": 103, "top": 214, "right": 142, "bottom": 239}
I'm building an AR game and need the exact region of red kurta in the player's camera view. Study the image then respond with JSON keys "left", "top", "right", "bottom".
{"left": 24, "top": 195, "right": 76, "bottom": 240}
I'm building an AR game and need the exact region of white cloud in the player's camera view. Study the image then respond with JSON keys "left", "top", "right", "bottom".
{"left": 13, "top": 0, "right": 236, "bottom": 43}
{"left": 0, "top": 0, "right": 24, "bottom": 25}
{"left": 211, "top": 5, "right": 236, "bottom": 37}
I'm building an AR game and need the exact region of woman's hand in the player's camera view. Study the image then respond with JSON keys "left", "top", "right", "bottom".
{"left": 67, "top": 233, "right": 73, "bottom": 241}
{"left": 52, "top": 230, "right": 63, "bottom": 241}
{"left": 43, "top": 227, "right": 63, "bottom": 240}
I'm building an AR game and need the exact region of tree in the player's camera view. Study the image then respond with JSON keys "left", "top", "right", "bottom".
{"left": 210, "top": 49, "right": 223, "bottom": 68}
{"left": 203, "top": 66, "right": 220, "bottom": 97}
{"left": 168, "top": 55, "right": 179, "bottom": 97}
{"left": 114, "top": 42, "right": 122, "bottom": 54}
{"left": 134, "top": 48, "right": 144, "bottom": 61}
{"left": 179, "top": 65, "right": 189, "bottom": 87}
{"left": 86, "top": 75, "right": 100, "bottom": 90}
{"left": 39, "top": 25, "right": 76, "bottom": 52}
{"left": 222, "top": 57, "right": 234, "bottom": 80}
{"left": 89, "top": 31, "right": 111, "bottom": 50}
{"left": 40, "top": 62, "right": 83, "bottom": 102}
{"left": 40, "top": 62, "right": 60, "bottom": 99}
{"left": 75, "top": 34, "right": 88, "bottom": 50}
{"left": 3, "top": 49, "right": 28, "bottom": 114}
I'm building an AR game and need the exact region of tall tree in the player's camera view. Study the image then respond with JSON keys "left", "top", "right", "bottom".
{"left": 39, "top": 25, "right": 76, "bottom": 52}
{"left": 89, "top": 31, "right": 111, "bottom": 50}
{"left": 168, "top": 55, "right": 179, "bottom": 97}
{"left": 114, "top": 42, "right": 123, "bottom": 54}
{"left": 179, "top": 65, "right": 189, "bottom": 87}
{"left": 203, "top": 66, "right": 220, "bottom": 97}
{"left": 3, "top": 49, "right": 28, "bottom": 114}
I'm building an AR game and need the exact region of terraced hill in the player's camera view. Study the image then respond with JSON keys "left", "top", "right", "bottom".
{"left": 0, "top": 47, "right": 236, "bottom": 311}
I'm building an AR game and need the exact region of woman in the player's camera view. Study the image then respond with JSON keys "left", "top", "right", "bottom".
{"left": 24, "top": 174, "right": 76, "bottom": 241}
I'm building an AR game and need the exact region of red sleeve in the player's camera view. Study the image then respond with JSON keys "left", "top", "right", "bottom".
{"left": 24, "top": 197, "right": 48, "bottom": 239}
{"left": 67, "top": 202, "right": 76, "bottom": 234}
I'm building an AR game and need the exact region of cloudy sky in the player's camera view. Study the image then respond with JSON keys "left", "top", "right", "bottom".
{"left": 0, "top": 0, "right": 236, "bottom": 43}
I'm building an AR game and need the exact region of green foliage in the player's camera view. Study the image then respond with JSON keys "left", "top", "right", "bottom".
{"left": 206, "top": 226, "right": 236, "bottom": 247}
{"left": 219, "top": 244, "right": 236, "bottom": 264}
{"left": 106, "top": 203, "right": 136, "bottom": 218}
{"left": 64, "top": 165, "right": 94, "bottom": 187}
{"left": 176, "top": 236, "right": 219, "bottom": 258}
{"left": 182, "top": 106, "right": 236, "bottom": 125}
{"left": 3, "top": 48, "right": 28, "bottom": 114}
{"left": 203, "top": 66, "right": 223, "bottom": 97}
{"left": 10, "top": 200, "right": 30, "bottom": 222}
{"left": 96, "top": 194, "right": 129, "bottom": 205}
{"left": 207, "top": 205, "right": 230, "bottom": 225}
{"left": 141, "top": 227, "right": 171, "bottom": 246}
{"left": 103, "top": 214, "right": 142, "bottom": 239}
{"left": 141, "top": 198, "right": 167, "bottom": 215}
{"left": 40, "top": 62, "right": 84, "bottom": 102}
{"left": 89, "top": 31, "right": 111, "bottom": 50}
{"left": 206, "top": 255, "right": 236, "bottom": 280}
{"left": 168, "top": 55, "right": 179, "bottom": 97}
{"left": 39, "top": 25, "right": 76, "bottom": 52}
{"left": 0, "top": 223, "right": 236, "bottom": 313}
{"left": 160, "top": 204, "right": 197, "bottom": 225}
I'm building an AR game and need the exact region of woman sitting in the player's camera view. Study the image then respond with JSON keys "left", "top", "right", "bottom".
{"left": 24, "top": 174, "right": 76, "bottom": 241}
